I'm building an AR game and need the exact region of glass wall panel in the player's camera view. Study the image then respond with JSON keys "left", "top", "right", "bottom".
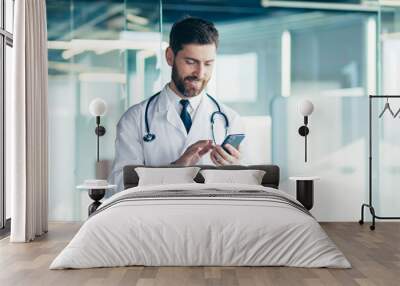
{"left": 47, "top": 0, "right": 162, "bottom": 220}
{"left": 47, "top": 0, "right": 76, "bottom": 221}
{"left": 73, "top": 0, "right": 127, "bottom": 220}
{"left": 124, "top": 1, "right": 163, "bottom": 104}
{"left": 374, "top": 3, "right": 400, "bottom": 217}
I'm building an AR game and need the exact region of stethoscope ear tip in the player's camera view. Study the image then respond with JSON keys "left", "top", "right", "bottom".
{"left": 143, "top": 133, "right": 156, "bottom": 142}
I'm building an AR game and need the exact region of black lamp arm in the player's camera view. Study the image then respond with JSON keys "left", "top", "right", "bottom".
{"left": 298, "top": 115, "right": 310, "bottom": 163}
{"left": 94, "top": 116, "right": 106, "bottom": 162}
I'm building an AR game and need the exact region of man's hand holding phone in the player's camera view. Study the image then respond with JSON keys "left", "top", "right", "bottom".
{"left": 210, "top": 134, "right": 245, "bottom": 166}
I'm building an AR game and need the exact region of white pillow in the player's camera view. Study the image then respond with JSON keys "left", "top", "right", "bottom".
{"left": 200, "top": 169, "right": 266, "bottom": 185}
{"left": 135, "top": 167, "right": 201, "bottom": 186}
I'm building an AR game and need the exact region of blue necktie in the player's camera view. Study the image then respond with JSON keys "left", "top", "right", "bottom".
{"left": 180, "top": 99, "right": 192, "bottom": 134}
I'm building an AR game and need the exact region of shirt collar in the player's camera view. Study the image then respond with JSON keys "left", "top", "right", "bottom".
{"left": 165, "top": 83, "right": 203, "bottom": 112}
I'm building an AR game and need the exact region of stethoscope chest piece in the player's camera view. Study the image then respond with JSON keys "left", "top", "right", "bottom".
{"left": 143, "top": 133, "right": 156, "bottom": 142}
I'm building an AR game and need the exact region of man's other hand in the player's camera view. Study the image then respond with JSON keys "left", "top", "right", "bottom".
{"left": 172, "top": 140, "right": 213, "bottom": 166}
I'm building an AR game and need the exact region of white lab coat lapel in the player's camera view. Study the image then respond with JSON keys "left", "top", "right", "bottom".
{"left": 156, "top": 89, "right": 188, "bottom": 138}
{"left": 183, "top": 95, "right": 212, "bottom": 149}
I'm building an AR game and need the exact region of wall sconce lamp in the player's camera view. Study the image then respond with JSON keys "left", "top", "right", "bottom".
{"left": 298, "top": 99, "right": 314, "bottom": 162}
{"left": 89, "top": 98, "right": 107, "bottom": 162}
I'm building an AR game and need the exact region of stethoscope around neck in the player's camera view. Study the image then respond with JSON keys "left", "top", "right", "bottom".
{"left": 143, "top": 92, "right": 229, "bottom": 143}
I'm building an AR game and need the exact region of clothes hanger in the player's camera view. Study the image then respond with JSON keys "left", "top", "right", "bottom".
{"left": 394, "top": 106, "right": 400, "bottom": 118}
{"left": 378, "top": 98, "right": 395, "bottom": 118}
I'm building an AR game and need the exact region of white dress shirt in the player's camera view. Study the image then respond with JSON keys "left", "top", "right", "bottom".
{"left": 166, "top": 84, "right": 203, "bottom": 119}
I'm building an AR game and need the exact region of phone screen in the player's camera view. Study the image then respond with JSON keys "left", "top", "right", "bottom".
{"left": 221, "top": 134, "right": 245, "bottom": 153}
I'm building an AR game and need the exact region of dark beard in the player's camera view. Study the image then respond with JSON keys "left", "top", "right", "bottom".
{"left": 171, "top": 62, "right": 207, "bottom": 98}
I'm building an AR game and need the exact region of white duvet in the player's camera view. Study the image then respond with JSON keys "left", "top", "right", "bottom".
{"left": 50, "top": 183, "right": 351, "bottom": 269}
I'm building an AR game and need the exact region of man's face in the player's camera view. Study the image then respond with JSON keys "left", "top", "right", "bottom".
{"left": 167, "top": 44, "right": 216, "bottom": 98}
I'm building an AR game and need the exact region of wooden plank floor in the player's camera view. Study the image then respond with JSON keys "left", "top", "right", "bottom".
{"left": 0, "top": 222, "right": 399, "bottom": 286}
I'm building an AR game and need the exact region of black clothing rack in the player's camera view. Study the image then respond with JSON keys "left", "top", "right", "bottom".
{"left": 359, "top": 95, "right": 400, "bottom": 230}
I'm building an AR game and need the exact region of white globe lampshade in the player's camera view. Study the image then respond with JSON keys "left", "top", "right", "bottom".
{"left": 298, "top": 100, "right": 314, "bottom": 116}
{"left": 89, "top": 98, "right": 107, "bottom": 117}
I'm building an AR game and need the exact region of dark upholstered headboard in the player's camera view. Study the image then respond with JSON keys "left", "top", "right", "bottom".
{"left": 123, "top": 165, "right": 280, "bottom": 190}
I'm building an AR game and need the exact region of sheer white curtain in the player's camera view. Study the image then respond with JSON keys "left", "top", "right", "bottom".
{"left": 8, "top": 0, "right": 48, "bottom": 242}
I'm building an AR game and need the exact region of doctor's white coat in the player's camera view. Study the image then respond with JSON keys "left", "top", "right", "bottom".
{"left": 109, "top": 86, "right": 247, "bottom": 192}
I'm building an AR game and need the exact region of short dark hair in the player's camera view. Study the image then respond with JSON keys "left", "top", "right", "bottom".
{"left": 169, "top": 17, "right": 219, "bottom": 54}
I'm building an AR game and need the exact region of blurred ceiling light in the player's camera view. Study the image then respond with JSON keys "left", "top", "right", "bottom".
{"left": 95, "top": 49, "right": 113, "bottom": 55}
{"left": 127, "top": 23, "right": 150, "bottom": 31}
{"left": 261, "top": 0, "right": 378, "bottom": 11}
{"left": 48, "top": 41, "right": 69, "bottom": 50}
{"left": 49, "top": 37, "right": 168, "bottom": 60}
{"left": 48, "top": 61, "right": 115, "bottom": 73}
{"left": 107, "top": 16, "right": 125, "bottom": 29}
{"left": 62, "top": 49, "right": 84, "bottom": 60}
{"left": 52, "top": 39, "right": 162, "bottom": 50}
{"left": 126, "top": 8, "right": 142, "bottom": 15}
{"left": 127, "top": 13, "right": 149, "bottom": 26}
{"left": 379, "top": 0, "right": 400, "bottom": 6}
{"left": 79, "top": 73, "right": 126, "bottom": 84}
{"left": 321, "top": 87, "right": 364, "bottom": 97}
{"left": 281, "top": 30, "right": 291, "bottom": 97}
{"left": 48, "top": 61, "right": 88, "bottom": 73}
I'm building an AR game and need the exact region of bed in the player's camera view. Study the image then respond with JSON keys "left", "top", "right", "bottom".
{"left": 50, "top": 165, "right": 350, "bottom": 269}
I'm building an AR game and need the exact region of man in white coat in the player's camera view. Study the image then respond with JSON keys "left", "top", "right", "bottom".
{"left": 109, "top": 17, "right": 246, "bottom": 192}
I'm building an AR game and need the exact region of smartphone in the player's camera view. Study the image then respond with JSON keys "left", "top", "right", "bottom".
{"left": 221, "top": 134, "right": 245, "bottom": 154}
